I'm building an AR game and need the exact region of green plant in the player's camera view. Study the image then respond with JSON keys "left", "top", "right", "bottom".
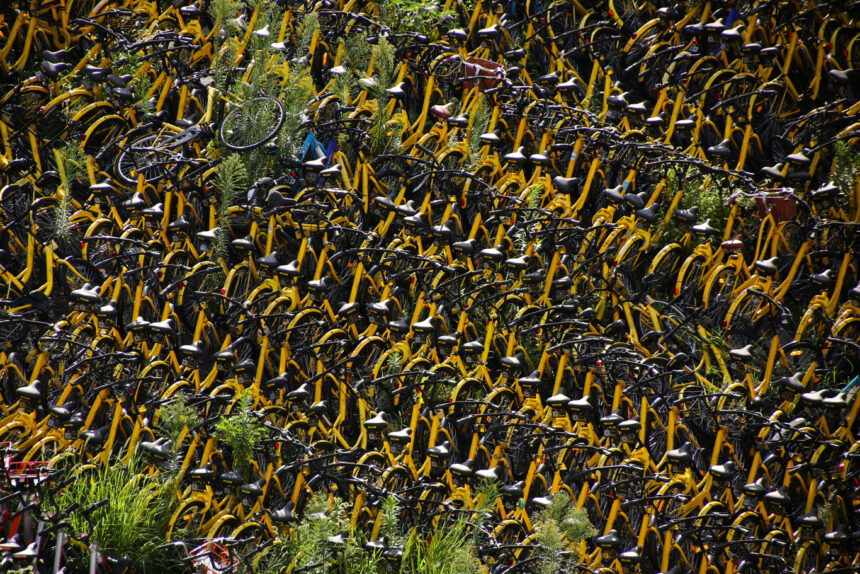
{"left": 53, "top": 142, "right": 88, "bottom": 242}
{"left": 467, "top": 95, "right": 490, "bottom": 168}
{"left": 256, "top": 493, "right": 381, "bottom": 574}
{"left": 209, "top": 0, "right": 241, "bottom": 41}
{"left": 215, "top": 391, "right": 266, "bottom": 475}
{"left": 276, "top": 68, "right": 315, "bottom": 157}
{"left": 156, "top": 394, "right": 201, "bottom": 447}
{"left": 831, "top": 140, "right": 860, "bottom": 196}
{"left": 402, "top": 512, "right": 482, "bottom": 574}
{"left": 49, "top": 455, "right": 179, "bottom": 572}
{"left": 379, "top": 0, "right": 455, "bottom": 38}
{"left": 297, "top": 12, "right": 320, "bottom": 56}
{"left": 213, "top": 153, "right": 247, "bottom": 260}
{"left": 513, "top": 183, "right": 543, "bottom": 253}
{"left": 371, "top": 37, "right": 396, "bottom": 95}
{"left": 344, "top": 32, "right": 374, "bottom": 74}
{"left": 533, "top": 491, "right": 597, "bottom": 574}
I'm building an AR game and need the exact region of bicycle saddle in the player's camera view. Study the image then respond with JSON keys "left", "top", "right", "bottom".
{"left": 753, "top": 256, "right": 778, "bottom": 275}
{"left": 403, "top": 211, "right": 428, "bottom": 229}
{"left": 394, "top": 200, "right": 418, "bottom": 217}
{"left": 388, "top": 316, "right": 411, "bottom": 333}
{"left": 231, "top": 234, "right": 254, "bottom": 251}
{"left": 666, "top": 442, "right": 695, "bottom": 466}
{"left": 721, "top": 234, "right": 744, "bottom": 250}
{"left": 41, "top": 60, "right": 70, "bottom": 80}
{"left": 557, "top": 76, "right": 585, "bottom": 94}
{"left": 674, "top": 118, "right": 696, "bottom": 133}
{"left": 480, "top": 130, "right": 503, "bottom": 146}
{"left": 271, "top": 502, "right": 297, "bottom": 524}
{"left": 450, "top": 459, "right": 474, "bottom": 480}
{"left": 221, "top": 469, "right": 244, "bottom": 486}
{"left": 596, "top": 529, "right": 622, "bottom": 551}
{"left": 80, "top": 424, "right": 110, "bottom": 446}
{"left": 635, "top": 203, "right": 659, "bottom": 223}
{"left": 606, "top": 92, "right": 628, "bottom": 108}
{"left": 810, "top": 268, "right": 835, "bottom": 286}
{"left": 536, "top": 71, "right": 560, "bottom": 86}
{"left": 797, "top": 513, "right": 823, "bottom": 531}
{"left": 12, "top": 541, "right": 39, "bottom": 560}
{"left": 148, "top": 318, "right": 173, "bottom": 335}
{"left": 41, "top": 49, "right": 68, "bottom": 63}
{"left": 430, "top": 102, "right": 454, "bottom": 120}
{"left": 413, "top": 316, "right": 436, "bottom": 334}
{"left": 624, "top": 191, "right": 647, "bottom": 209}
{"left": 141, "top": 437, "right": 173, "bottom": 459}
{"left": 503, "top": 147, "right": 527, "bottom": 168}
{"left": 828, "top": 68, "right": 858, "bottom": 85}
{"left": 553, "top": 176, "right": 579, "bottom": 195}
{"left": 286, "top": 384, "right": 311, "bottom": 404}
{"left": 822, "top": 392, "right": 849, "bottom": 410}
{"left": 763, "top": 486, "right": 790, "bottom": 509}
{"left": 811, "top": 181, "right": 839, "bottom": 201}
{"left": 239, "top": 478, "right": 265, "bottom": 498}
{"left": 368, "top": 299, "right": 396, "bottom": 318}
{"left": 602, "top": 185, "right": 624, "bottom": 203}
{"left": 692, "top": 218, "right": 719, "bottom": 236}
{"left": 707, "top": 139, "right": 732, "bottom": 159}
{"left": 0, "top": 535, "right": 22, "bottom": 553}
{"left": 709, "top": 461, "right": 737, "bottom": 480}
{"left": 529, "top": 152, "right": 550, "bottom": 166}
{"left": 619, "top": 419, "right": 641, "bottom": 437}
{"left": 478, "top": 246, "right": 505, "bottom": 262}
{"left": 267, "top": 189, "right": 296, "bottom": 209}
{"left": 16, "top": 380, "right": 41, "bottom": 401}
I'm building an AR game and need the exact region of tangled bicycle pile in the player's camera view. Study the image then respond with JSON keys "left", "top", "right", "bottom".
{"left": 1, "top": 0, "right": 859, "bottom": 572}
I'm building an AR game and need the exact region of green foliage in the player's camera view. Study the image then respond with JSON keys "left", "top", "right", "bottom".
{"left": 49, "top": 455, "right": 178, "bottom": 571}
{"left": 344, "top": 32, "right": 374, "bottom": 74}
{"left": 133, "top": 73, "right": 153, "bottom": 107}
{"left": 402, "top": 512, "right": 482, "bottom": 574}
{"left": 256, "top": 493, "right": 381, "bottom": 574}
{"left": 379, "top": 0, "right": 455, "bottom": 38}
{"left": 277, "top": 69, "right": 315, "bottom": 157}
{"left": 380, "top": 494, "right": 405, "bottom": 545}
{"left": 53, "top": 142, "right": 88, "bottom": 242}
{"left": 215, "top": 391, "right": 266, "bottom": 474}
{"left": 467, "top": 95, "right": 490, "bottom": 168}
{"left": 655, "top": 167, "right": 728, "bottom": 246}
{"left": 513, "top": 183, "right": 544, "bottom": 253}
{"left": 680, "top": 169, "right": 727, "bottom": 234}
{"left": 386, "top": 350, "right": 403, "bottom": 374}
{"left": 473, "top": 477, "right": 501, "bottom": 517}
{"left": 533, "top": 491, "right": 597, "bottom": 573}
{"left": 209, "top": 0, "right": 241, "bottom": 36}
{"left": 831, "top": 140, "right": 860, "bottom": 196}
{"left": 214, "top": 153, "right": 246, "bottom": 262}
{"left": 298, "top": 12, "right": 320, "bottom": 56}
{"left": 372, "top": 37, "right": 397, "bottom": 94}
{"left": 216, "top": 153, "right": 247, "bottom": 216}
{"left": 156, "top": 394, "right": 202, "bottom": 446}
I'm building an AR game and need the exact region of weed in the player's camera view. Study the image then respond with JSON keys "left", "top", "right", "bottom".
{"left": 215, "top": 391, "right": 266, "bottom": 476}
{"left": 49, "top": 455, "right": 178, "bottom": 571}
{"left": 533, "top": 491, "right": 597, "bottom": 573}
{"left": 156, "top": 394, "right": 202, "bottom": 447}
{"left": 379, "top": 0, "right": 455, "bottom": 38}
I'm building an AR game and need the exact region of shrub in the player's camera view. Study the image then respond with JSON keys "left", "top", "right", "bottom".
{"left": 50, "top": 455, "right": 178, "bottom": 572}
{"left": 215, "top": 391, "right": 266, "bottom": 475}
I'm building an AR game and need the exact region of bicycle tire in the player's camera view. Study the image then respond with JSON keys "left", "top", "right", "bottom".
{"left": 219, "top": 97, "right": 286, "bottom": 152}
{"left": 115, "top": 134, "right": 179, "bottom": 186}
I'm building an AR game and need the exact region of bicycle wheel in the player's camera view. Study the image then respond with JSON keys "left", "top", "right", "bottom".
{"left": 219, "top": 97, "right": 286, "bottom": 152}
{"left": 115, "top": 134, "right": 179, "bottom": 186}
